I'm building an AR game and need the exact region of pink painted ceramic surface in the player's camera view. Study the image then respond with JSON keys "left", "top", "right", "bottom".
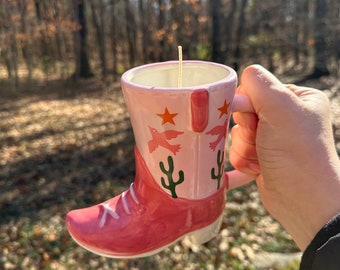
{"left": 121, "top": 61, "right": 237, "bottom": 199}
{"left": 66, "top": 147, "right": 226, "bottom": 258}
{"left": 65, "top": 61, "right": 244, "bottom": 259}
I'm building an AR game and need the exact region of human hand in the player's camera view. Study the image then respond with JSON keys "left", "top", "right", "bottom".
{"left": 229, "top": 65, "right": 340, "bottom": 250}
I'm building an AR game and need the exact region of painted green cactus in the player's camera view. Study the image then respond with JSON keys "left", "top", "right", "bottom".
{"left": 211, "top": 150, "right": 224, "bottom": 189}
{"left": 160, "top": 156, "right": 184, "bottom": 198}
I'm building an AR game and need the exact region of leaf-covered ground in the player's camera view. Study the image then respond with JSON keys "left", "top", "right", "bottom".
{"left": 0, "top": 76, "right": 339, "bottom": 270}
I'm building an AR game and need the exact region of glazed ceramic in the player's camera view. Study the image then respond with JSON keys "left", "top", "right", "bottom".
{"left": 65, "top": 61, "right": 252, "bottom": 258}
{"left": 121, "top": 61, "right": 237, "bottom": 199}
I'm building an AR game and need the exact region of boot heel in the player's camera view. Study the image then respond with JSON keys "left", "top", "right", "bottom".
{"left": 186, "top": 213, "right": 223, "bottom": 245}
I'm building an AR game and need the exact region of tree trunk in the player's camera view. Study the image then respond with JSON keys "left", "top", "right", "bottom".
{"left": 157, "top": 0, "right": 166, "bottom": 61}
{"left": 110, "top": 0, "right": 118, "bottom": 79}
{"left": 125, "top": 0, "right": 137, "bottom": 66}
{"left": 90, "top": 0, "right": 107, "bottom": 79}
{"left": 19, "top": 0, "right": 33, "bottom": 85}
{"left": 138, "top": 0, "right": 147, "bottom": 63}
{"left": 171, "top": 0, "right": 183, "bottom": 53}
{"left": 222, "top": 0, "right": 237, "bottom": 61}
{"left": 52, "top": 1, "right": 70, "bottom": 79}
{"left": 74, "top": 0, "right": 93, "bottom": 80}
{"left": 329, "top": 0, "right": 340, "bottom": 74}
{"left": 233, "top": 0, "right": 248, "bottom": 72}
{"left": 292, "top": 1, "right": 301, "bottom": 66}
{"left": 35, "top": 0, "right": 52, "bottom": 80}
{"left": 298, "top": 0, "right": 311, "bottom": 70}
{"left": 189, "top": 0, "right": 200, "bottom": 59}
{"left": 8, "top": 8, "right": 19, "bottom": 90}
{"left": 211, "top": 0, "right": 223, "bottom": 63}
{"left": 312, "top": 0, "right": 330, "bottom": 77}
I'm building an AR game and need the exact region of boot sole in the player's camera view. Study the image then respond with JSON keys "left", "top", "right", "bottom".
{"left": 68, "top": 213, "right": 224, "bottom": 259}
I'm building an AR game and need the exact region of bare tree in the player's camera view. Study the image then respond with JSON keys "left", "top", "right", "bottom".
{"left": 211, "top": 0, "right": 223, "bottom": 63}
{"left": 2, "top": 2, "right": 20, "bottom": 90}
{"left": 311, "top": 0, "right": 330, "bottom": 77}
{"left": 90, "top": 0, "right": 108, "bottom": 79}
{"left": 19, "top": 0, "right": 33, "bottom": 84}
{"left": 125, "top": 0, "right": 137, "bottom": 66}
{"left": 110, "top": 0, "right": 118, "bottom": 78}
{"left": 233, "top": 0, "right": 248, "bottom": 72}
{"left": 74, "top": 0, "right": 93, "bottom": 80}
{"left": 222, "top": 0, "right": 237, "bottom": 62}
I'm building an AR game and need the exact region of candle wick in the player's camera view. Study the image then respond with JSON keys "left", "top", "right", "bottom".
{"left": 177, "top": 45, "right": 183, "bottom": 88}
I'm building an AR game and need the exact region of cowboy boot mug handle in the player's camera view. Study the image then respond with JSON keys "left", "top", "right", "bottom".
{"left": 227, "top": 94, "right": 256, "bottom": 189}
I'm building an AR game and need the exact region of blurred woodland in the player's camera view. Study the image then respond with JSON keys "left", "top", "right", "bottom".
{"left": 1, "top": 0, "right": 340, "bottom": 269}
{"left": 1, "top": 0, "right": 339, "bottom": 90}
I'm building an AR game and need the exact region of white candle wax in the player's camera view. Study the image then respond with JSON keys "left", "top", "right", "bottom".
{"left": 129, "top": 61, "right": 230, "bottom": 88}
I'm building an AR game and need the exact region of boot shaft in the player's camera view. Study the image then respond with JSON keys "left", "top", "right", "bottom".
{"left": 121, "top": 61, "right": 237, "bottom": 199}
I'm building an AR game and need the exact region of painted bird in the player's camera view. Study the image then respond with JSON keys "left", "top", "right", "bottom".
{"left": 148, "top": 126, "right": 184, "bottom": 155}
{"left": 206, "top": 118, "right": 228, "bottom": 151}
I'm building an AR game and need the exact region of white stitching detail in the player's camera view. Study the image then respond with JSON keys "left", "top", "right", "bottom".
{"left": 130, "top": 183, "right": 140, "bottom": 205}
{"left": 99, "top": 202, "right": 119, "bottom": 228}
{"left": 121, "top": 191, "right": 131, "bottom": 215}
{"left": 98, "top": 183, "right": 140, "bottom": 228}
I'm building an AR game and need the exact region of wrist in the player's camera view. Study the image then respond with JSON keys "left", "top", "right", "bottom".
{"left": 300, "top": 213, "right": 340, "bottom": 269}
{"left": 263, "top": 158, "right": 340, "bottom": 251}
{"left": 294, "top": 162, "right": 340, "bottom": 250}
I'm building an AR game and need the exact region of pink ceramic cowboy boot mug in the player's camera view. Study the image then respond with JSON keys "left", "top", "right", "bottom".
{"left": 66, "top": 61, "right": 254, "bottom": 259}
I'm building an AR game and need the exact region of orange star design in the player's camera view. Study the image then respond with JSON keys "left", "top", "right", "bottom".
{"left": 218, "top": 100, "right": 230, "bottom": 118}
{"left": 157, "top": 107, "right": 178, "bottom": 125}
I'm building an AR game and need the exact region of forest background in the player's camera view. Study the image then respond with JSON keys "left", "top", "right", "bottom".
{"left": 1, "top": 0, "right": 339, "bottom": 86}
{"left": 0, "top": 0, "right": 339, "bottom": 269}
